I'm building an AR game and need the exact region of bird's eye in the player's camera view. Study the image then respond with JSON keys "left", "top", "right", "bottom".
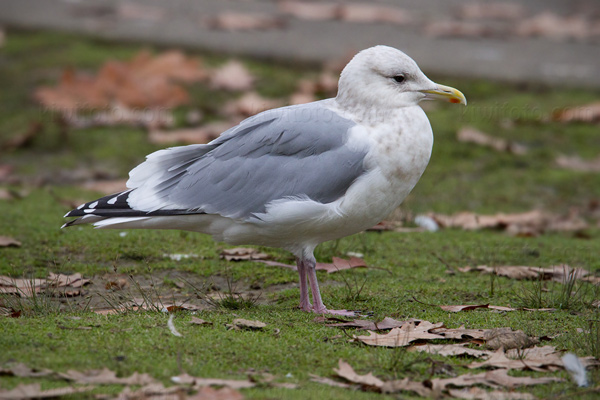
{"left": 392, "top": 75, "right": 405, "bottom": 83}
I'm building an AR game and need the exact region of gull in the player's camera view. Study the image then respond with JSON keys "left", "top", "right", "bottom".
{"left": 63, "top": 45, "right": 466, "bottom": 315}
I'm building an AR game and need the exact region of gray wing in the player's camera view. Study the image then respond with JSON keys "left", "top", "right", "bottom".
{"left": 120, "top": 103, "right": 368, "bottom": 220}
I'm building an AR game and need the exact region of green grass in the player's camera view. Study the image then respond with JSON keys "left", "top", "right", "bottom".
{"left": 1, "top": 30, "right": 599, "bottom": 399}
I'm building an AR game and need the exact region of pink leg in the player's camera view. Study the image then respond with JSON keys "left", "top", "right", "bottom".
{"left": 304, "top": 255, "right": 356, "bottom": 317}
{"left": 296, "top": 257, "right": 311, "bottom": 311}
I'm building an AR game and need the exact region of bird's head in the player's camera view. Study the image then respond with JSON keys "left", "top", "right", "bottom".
{"left": 336, "top": 46, "right": 466, "bottom": 113}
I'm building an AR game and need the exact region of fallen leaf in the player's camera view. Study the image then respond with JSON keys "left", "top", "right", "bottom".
{"left": 105, "top": 278, "right": 129, "bottom": 290}
{"left": 553, "top": 102, "right": 600, "bottom": 124}
{"left": 423, "top": 20, "right": 496, "bottom": 38}
{"left": 316, "top": 256, "right": 368, "bottom": 273}
{"left": 309, "top": 374, "right": 352, "bottom": 388}
{"left": 431, "top": 325, "right": 488, "bottom": 340}
{"left": 34, "top": 50, "right": 206, "bottom": 112}
{"left": 338, "top": 4, "right": 411, "bottom": 25}
{"left": 457, "top": 127, "right": 528, "bottom": 154}
{"left": 210, "top": 60, "right": 255, "bottom": 91}
{"left": 148, "top": 125, "right": 222, "bottom": 145}
{"left": 428, "top": 209, "right": 587, "bottom": 236}
{"left": 171, "top": 373, "right": 255, "bottom": 389}
{"left": 440, "top": 304, "right": 490, "bottom": 313}
{"left": 484, "top": 328, "right": 538, "bottom": 351}
{"left": 324, "top": 316, "right": 406, "bottom": 331}
{"left": 189, "top": 386, "right": 244, "bottom": 400}
{"left": 432, "top": 368, "right": 562, "bottom": 390}
{"left": 82, "top": 179, "right": 128, "bottom": 195}
{"left": 0, "top": 236, "right": 21, "bottom": 247}
{"left": 556, "top": 154, "right": 600, "bottom": 173}
{"left": 356, "top": 320, "right": 445, "bottom": 347}
{"left": 231, "top": 318, "right": 266, "bottom": 330}
{"left": 59, "top": 368, "right": 157, "bottom": 385}
{"left": 459, "top": 3, "right": 526, "bottom": 21}
{"left": 114, "top": 383, "right": 184, "bottom": 400}
{"left": 334, "top": 359, "right": 384, "bottom": 389}
{"left": 408, "top": 344, "right": 493, "bottom": 358}
{"left": 516, "top": 12, "right": 592, "bottom": 42}
{"left": 460, "top": 264, "right": 594, "bottom": 284}
{"left": 221, "top": 247, "right": 270, "bottom": 261}
{"left": 278, "top": 1, "right": 340, "bottom": 21}
{"left": 0, "top": 364, "right": 54, "bottom": 378}
{"left": 117, "top": 3, "right": 165, "bottom": 22}
{"left": 223, "top": 92, "right": 283, "bottom": 118}
{"left": 206, "top": 12, "right": 286, "bottom": 31}
{"left": 448, "top": 387, "right": 536, "bottom": 399}
{"left": 190, "top": 317, "right": 213, "bottom": 326}
{"left": 381, "top": 378, "right": 433, "bottom": 396}
{"left": 0, "top": 383, "right": 94, "bottom": 399}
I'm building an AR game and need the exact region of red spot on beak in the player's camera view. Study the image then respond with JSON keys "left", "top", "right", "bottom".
{"left": 450, "top": 98, "right": 460, "bottom": 104}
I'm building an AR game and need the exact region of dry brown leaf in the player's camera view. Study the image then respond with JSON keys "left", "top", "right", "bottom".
{"left": 457, "top": 127, "right": 528, "bottom": 155}
{"left": 432, "top": 368, "right": 562, "bottom": 391}
{"left": 105, "top": 278, "right": 129, "bottom": 290}
{"left": 278, "top": 1, "right": 340, "bottom": 21}
{"left": 423, "top": 20, "right": 495, "bottom": 38}
{"left": 309, "top": 373, "right": 352, "bottom": 388}
{"left": 324, "top": 316, "right": 406, "bottom": 331}
{"left": 117, "top": 3, "right": 166, "bottom": 22}
{"left": 316, "top": 256, "right": 368, "bottom": 273}
{"left": 448, "top": 387, "right": 536, "bottom": 399}
{"left": 189, "top": 317, "right": 212, "bottom": 326}
{"left": 149, "top": 127, "right": 219, "bottom": 145}
{"left": 171, "top": 373, "right": 256, "bottom": 389}
{"left": 221, "top": 247, "right": 270, "bottom": 261}
{"left": 408, "top": 344, "right": 493, "bottom": 358}
{"left": 0, "top": 236, "right": 21, "bottom": 248}
{"left": 207, "top": 12, "right": 286, "bottom": 31}
{"left": 440, "top": 304, "right": 490, "bottom": 313}
{"left": 338, "top": 4, "right": 411, "bottom": 25}
{"left": 381, "top": 378, "right": 433, "bottom": 396}
{"left": 484, "top": 328, "right": 538, "bottom": 351}
{"left": 0, "top": 383, "right": 94, "bottom": 399}
{"left": 334, "top": 359, "right": 384, "bottom": 389}
{"left": 356, "top": 320, "right": 445, "bottom": 347}
{"left": 428, "top": 209, "right": 587, "bottom": 236}
{"left": 553, "top": 102, "right": 600, "bottom": 124}
{"left": 114, "top": 383, "right": 184, "bottom": 400}
{"left": 189, "top": 386, "right": 244, "bottom": 400}
{"left": 59, "top": 368, "right": 157, "bottom": 385}
{"left": 459, "top": 3, "right": 526, "bottom": 21}
{"left": 0, "top": 273, "right": 89, "bottom": 297}
{"left": 210, "top": 60, "right": 255, "bottom": 91}
{"left": 223, "top": 92, "right": 283, "bottom": 118}
{"left": 556, "top": 154, "right": 600, "bottom": 173}
{"left": 516, "top": 12, "right": 592, "bottom": 41}
{"left": 0, "top": 364, "right": 53, "bottom": 378}
{"left": 81, "top": 179, "right": 128, "bottom": 195}
{"left": 231, "top": 318, "right": 266, "bottom": 330}
{"left": 431, "top": 325, "right": 488, "bottom": 340}
{"left": 35, "top": 50, "right": 206, "bottom": 113}
{"left": 466, "top": 346, "right": 592, "bottom": 372}
{"left": 461, "top": 264, "right": 594, "bottom": 285}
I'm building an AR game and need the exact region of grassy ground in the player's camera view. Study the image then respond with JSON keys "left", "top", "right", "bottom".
{"left": 1, "top": 30, "right": 599, "bottom": 399}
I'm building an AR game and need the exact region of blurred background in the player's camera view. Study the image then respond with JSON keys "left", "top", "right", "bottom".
{"left": 1, "top": 0, "right": 599, "bottom": 239}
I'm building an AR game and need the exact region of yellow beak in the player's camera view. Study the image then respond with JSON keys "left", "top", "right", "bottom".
{"left": 420, "top": 84, "right": 467, "bottom": 105}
